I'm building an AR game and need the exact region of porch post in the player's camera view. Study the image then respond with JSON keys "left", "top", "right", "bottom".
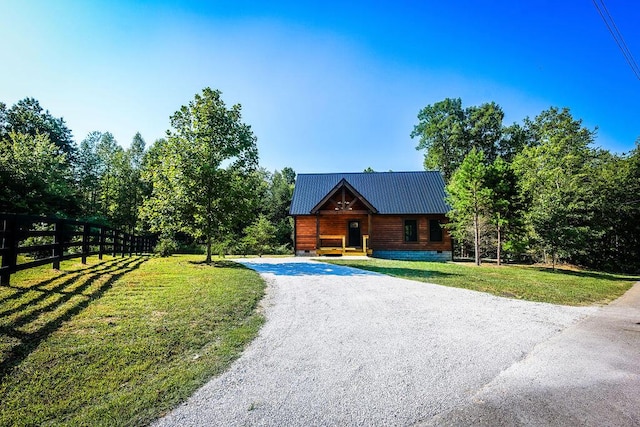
{"left": 315, "top": 213, "right": 320, "bottom": 251}
{"left": 368, "top": 213, "right": 372, "bottom": 252}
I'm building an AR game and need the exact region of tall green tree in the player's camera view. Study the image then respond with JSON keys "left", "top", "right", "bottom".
{"left": 266, "top": 167, "right": 296, "bottom": 247}
{"left": 411, "top": 98, "right": 466, "bottom": 181}
{"left": 5, "top": 98, "right": 75, "bottom": 158}
{"left": 485, "top": 156, "right": 527, "bottom": 265}
{"left": 446, "top": 148, "right": 492, "bottom": 266}
{"left": 466, "top": 102, "right": 504, "bottom": 163}
{"left": 583, "top": 144, "right": 640, "bottom": 272}
{"left": 617, "top": 142, "right": 640, "bottom": 271}
{"left": 498, "top": 122, "right": 533, "bottom": 162}
{"left": 139, "top": 138, "right": 181, "bottom": 243}
{"left": 141, "top": 88, "right": 259, "bottom": 262}
{"left": 76, "top": 131, "right": 104, "bottom": 218}
{"left": 0, "top": 132, "right": 77, "bottom": 214}
{"left": 242, "top": 214, "right": 277, "bottom": 256}
{"left": 0, "top": 102, "right": 8, "bottom": 141}
{"left": 412, "top": 98, "right": 505, "bottom": 181}
{"left": 109, "top": 135, "right": 146, "bottom": 232}
{"left": 95, "top": 132, "right": 123, "bottom": 220}
{"left": 513, "top": 107, "right": 595, "bottom": 269}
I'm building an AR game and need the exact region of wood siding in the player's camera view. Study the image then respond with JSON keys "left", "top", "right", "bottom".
{"left": 295, "top": 213, "right": 450, "bottom": 252}
{"left": 369, "top": 214, "right": 451, "bottom": 252}
{"left": 294, "top": 216, "right": 317, "bottom": 251}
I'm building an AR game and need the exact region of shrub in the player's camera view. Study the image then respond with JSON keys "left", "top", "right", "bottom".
{"left": 154, "top": 236, "right": 178, "bottom": 257}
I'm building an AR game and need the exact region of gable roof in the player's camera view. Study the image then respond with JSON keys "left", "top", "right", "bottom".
{"left": 310, "top": 178, "right": 379, "bottom": 214}
{"left": 290, "top": 171, "right": 449, "bottom": 215}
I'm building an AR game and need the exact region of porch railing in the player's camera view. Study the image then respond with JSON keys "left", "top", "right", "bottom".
{"left": 317, "top": 234, "right": 369, "bottom": 256}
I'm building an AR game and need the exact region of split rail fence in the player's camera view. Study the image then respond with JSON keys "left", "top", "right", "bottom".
{"left": 0, "top": 214, "right": 155, "bottom": 285}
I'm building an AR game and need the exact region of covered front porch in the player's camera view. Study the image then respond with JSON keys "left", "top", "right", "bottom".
{"left": 316, "top": 233, "right": 372, "bottom": 256}
{"left": 310, "top": 178, "right": 377, "bottom": 257}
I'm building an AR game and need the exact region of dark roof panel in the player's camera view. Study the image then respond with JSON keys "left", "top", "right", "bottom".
{"left": 289, "top": 171, "right": 449, "bottom": 215}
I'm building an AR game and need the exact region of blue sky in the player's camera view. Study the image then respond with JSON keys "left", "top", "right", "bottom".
{"left": 1, "top": 1, "right": 639, "bottom": 173}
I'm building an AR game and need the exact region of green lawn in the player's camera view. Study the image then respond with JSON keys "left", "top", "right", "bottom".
{"left": 324, "top": 258, "right": 639, "bottom": 306}
{"left": 0, "top": 254, "right": 265, "bottom": 426}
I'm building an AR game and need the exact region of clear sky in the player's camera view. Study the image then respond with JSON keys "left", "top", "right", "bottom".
{"left": 1, "top": 0, "right": 639, "bottom": 173}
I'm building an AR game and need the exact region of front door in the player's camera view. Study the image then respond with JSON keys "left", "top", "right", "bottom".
{"left": 348, "top": 220, "right": 361, "bottom": 247}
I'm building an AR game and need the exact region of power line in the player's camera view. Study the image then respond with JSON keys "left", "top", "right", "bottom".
{"left": 599, "top": 0, "right": 640, "bottom": 78}
{"left": 592, "top": 0, "right": 640, "bottom": 80}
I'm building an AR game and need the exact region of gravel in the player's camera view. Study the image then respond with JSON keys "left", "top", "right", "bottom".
{"left": 153, "top": 257, "right": 602, "bottom": 426}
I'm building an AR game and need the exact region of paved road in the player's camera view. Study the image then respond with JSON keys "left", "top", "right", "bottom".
{"left": 154, "top": 258, "right": 639, "bottom": 426}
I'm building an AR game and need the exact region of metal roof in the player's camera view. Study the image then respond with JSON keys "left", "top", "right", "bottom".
{"left": 289, "top": 171, "right": 450, "bottom": 215}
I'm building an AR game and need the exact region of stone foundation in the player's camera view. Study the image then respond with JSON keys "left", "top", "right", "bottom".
{"left": 372, "top": 250, "right": 452, "bottom": 262}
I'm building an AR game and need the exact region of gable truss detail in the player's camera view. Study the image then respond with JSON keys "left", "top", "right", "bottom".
{"left": 310, "top": 179, "right": 378, "bottom": 214}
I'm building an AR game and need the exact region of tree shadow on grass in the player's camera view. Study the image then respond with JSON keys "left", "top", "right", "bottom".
{"left": 0, "top": 256, "right": 149, "bottom": 382}
{"left": 530, "top": 267, "right": 639, "bottom": 281}
{"left": 0, "top": 257, "right": 134, "bottom": 312}
{"left": 187, "top": 259, "right": 249, "bottom": 269}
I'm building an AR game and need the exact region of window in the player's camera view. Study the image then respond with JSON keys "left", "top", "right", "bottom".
{"left": 430, "top": 219, "right": 443, "bottom": 242}
{"left": 404, "top": 219, "right": 418, "bottom": 242}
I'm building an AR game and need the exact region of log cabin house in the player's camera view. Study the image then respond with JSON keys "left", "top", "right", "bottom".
{"left": 289, "top": 171, "right": 452, "bottom": 261}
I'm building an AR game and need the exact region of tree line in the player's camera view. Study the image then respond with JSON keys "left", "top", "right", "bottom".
{"left": 412, "top": 98, "right": 640, "bottom": 273}
{"left": 3, "top": 91, "right": 638, "bottom": 272}
{"left": 0, "top": 89, "right": 295, "bottom": 260}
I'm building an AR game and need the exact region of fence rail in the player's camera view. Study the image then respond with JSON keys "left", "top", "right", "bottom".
{"left": 0, "top": 214, "right": 156, "bottom": 285}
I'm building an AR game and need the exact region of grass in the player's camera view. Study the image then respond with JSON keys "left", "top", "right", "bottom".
{"left": 0, "top": 254, "right": 265, "bottom": 426}
{"left": 324, "top": 258, "right": 639, "bottom": 306}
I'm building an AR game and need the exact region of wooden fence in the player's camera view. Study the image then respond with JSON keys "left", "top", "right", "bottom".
{"left": 0, "top": 214, "right": 156, "bottom": 285}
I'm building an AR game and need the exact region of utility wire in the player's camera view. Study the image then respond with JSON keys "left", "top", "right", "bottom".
{"left": 599, "top": 0, "right": 640, "bottom": 78}
{"left": 592, "top": 0, "right": 640, "bottom": 80}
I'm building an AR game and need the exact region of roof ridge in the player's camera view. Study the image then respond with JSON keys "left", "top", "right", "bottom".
{"left": 297, "top": 171, "right": 441, "bottom": 175}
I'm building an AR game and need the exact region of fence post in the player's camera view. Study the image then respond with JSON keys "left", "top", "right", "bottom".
{"left": 99, "top": 226, "right": 105, "bottom": 260}
{"left": 1, "top": 217, "right": 17, "bottom": 286}
{"left": 112, "top": 229, "right": 117, "bottom": 258}
{"left": 81, "top": 223, "right": 89, "bottom": 264}
{"left": 53, "top": 219, "right": 64, "bottom": 270}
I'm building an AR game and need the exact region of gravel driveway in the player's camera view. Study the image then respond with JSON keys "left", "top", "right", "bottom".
{"left": 154, "top": 257, "right": 639, "bottom": 426}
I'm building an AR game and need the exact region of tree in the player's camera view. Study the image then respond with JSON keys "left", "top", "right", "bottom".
{"left": 76, "top": 131, "right": 104, "bottom": 218}
{"left": 121, "top": 133, "right": 146, "bottom": 232}
{"left": 411, "top": 98, "right": 466, "bottom": 181}
{"left": 485, "top": 157, "right": 526, "bottom": 265}
{"left": 0, "top": 102, "right": 8, "bottom": 140}
{"left": 581, "top": 144, "right": 640, "bottom": 272}
{"left": 95, "top": 132, "right": 123, "bottom": 220}
{"left": 412, "top": 99, "right": 505, "bottom": 181}
{"left": 140, "top": 138, "right": 181, "bottom": 244}
{"left": 0, "top": 132, "right": 77, "bottom": 215}
{"left": 265, "top": 167, "right": 296, "bottom": 247}
{"left": 363, "top": 166, "right": 374, "bottom": 173}
{"left": 466, "top": 102, "right": 504, "bottom": 163}
{"left": 446, "top": 148, "right": 492, "bottom": 265}
{"left": 141, "top": 88, "right": 259, "bottom": 263}
{"left": 109, "top": 135, "right": 146, "bottom": 232}
{"left": 513, "top": 107, "right": 596, "bottom": 269}
{"left": 242, "top": 215, "right": 277, "bottom": 256}
{"left": 498, "top": 122, "right": 533, "bottom": 162}
{"left": 5, "top": 98, "right": 75, "bottom": 158}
